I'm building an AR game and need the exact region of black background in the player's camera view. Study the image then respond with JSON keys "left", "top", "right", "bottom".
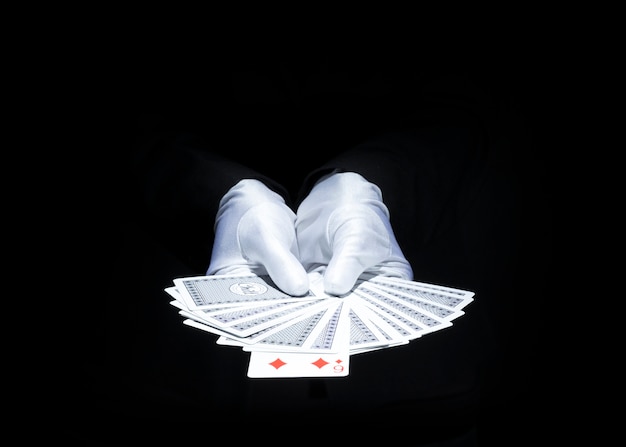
{"left": 40, "top": 41, "right": 554, "bottom": 445}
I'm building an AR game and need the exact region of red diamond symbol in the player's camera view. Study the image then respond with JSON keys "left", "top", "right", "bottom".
{"left": 269, "top": 358, "right": 287, "bottom": 369}
{"left": 312, "top": 357, "right": 330, "bottom": 369}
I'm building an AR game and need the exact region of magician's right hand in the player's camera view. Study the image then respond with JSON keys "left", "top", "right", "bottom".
{"left": 206, "top": 179, "right": 310, "bottom": 296}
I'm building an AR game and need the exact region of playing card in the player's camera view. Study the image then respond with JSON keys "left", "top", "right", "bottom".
{"left": 362, "top": 276, "right": 474, "bottom": 311}
{"left": 247, "top": 350, "right": 349, "bottom": 378}
{"left": 181, "top": 298, "right": 328, "bottom": 338}
{"left": 349, "top": 300, "right": 420, "bottom": 343}
{"left": 353, "top": 286, "right": 452, "bottom": 337}
{"left": 165, "top": 286, "right": 185, "bottom": 305}
{"left": 168, "top": 286, "right": 260, "bottom": 315}
{"left": 344, "top": 295, "right": 413, "bottom": 353}
{"left": 172, "top": 274, "right": 308, "bottom": 311}
{"left": 180, "top": 300, "right": 328, "bottom": 345}
{"left": 358, "top": 282, "right": 466, "bottom": 322}
{"left": 241, "top": 298, "right": 349, "bottom": 353}
{"left": 167, "top": 272, "right": 476, "bottom": 378}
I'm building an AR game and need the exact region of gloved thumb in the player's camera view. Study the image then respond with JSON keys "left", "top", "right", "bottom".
{"left": 238, "top": 203, "right": 310, "bottom": 296}
{"left": 322, "top": 204, "right": 391, "bottom": 295}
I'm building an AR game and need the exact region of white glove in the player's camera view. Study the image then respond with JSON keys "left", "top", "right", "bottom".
{"left": 296, "top": 172, "right": 413, "bottom": 296}
{"left": 206, "top": 179, "right": 310, "bottom": 296}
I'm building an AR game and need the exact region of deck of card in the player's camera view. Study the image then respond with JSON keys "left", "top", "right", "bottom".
{"left": 166, "top": 270, "right": 474, "bottom": 378}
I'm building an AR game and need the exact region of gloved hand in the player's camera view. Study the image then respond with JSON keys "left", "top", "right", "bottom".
{"left": 206, "top": 179, "right": 310, "bottom": 296}
{"left": 296, "top": 171, "right": 413, "bottom": 296}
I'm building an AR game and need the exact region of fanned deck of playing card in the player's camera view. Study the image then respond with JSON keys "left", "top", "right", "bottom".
{"left": 166, "top": 270, "right": 474, "bottom": 378}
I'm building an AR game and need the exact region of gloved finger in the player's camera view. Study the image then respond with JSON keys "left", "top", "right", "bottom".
{"left": 238, "top": 203, "right": 310, "bottom": 296}
{"left": 263, "top": 250, "right": 310, "bottom": 296}
{"left": 323, "top": 205, "right": 391, "bottom": 296}
{"left": 207, "top": 179, "right": 291, "bottom": 277}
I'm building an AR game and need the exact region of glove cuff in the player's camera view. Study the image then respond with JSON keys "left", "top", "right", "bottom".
{"left": 215, "top": 179, "right": 287, "bottom": 227}
{"left": 310, "top": 172, "right": 387, "bottom": 210}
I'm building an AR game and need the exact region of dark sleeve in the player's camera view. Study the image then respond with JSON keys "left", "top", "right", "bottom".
{"left": 297, "top": 100, "right": 490, "bottom": 252}
{"left": 127, "top": 124, "right": 291, "bottom": 272}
